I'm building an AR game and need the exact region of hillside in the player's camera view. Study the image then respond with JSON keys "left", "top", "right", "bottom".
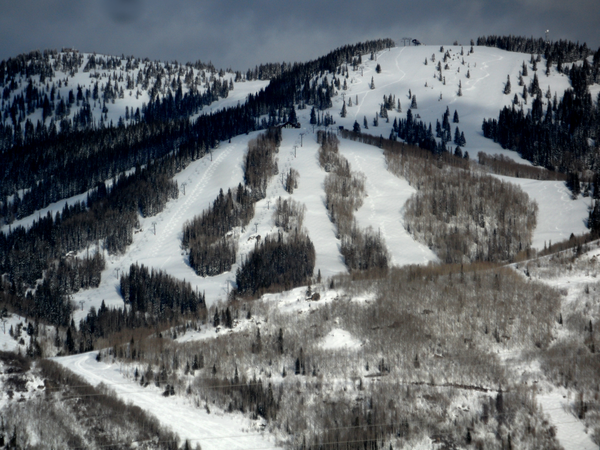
{"left": 0, "top": 40, "right": 599, "bottom": 449}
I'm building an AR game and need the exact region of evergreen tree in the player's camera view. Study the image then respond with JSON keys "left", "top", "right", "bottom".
{"left": 453, "top": 110, "right": 459, "bottom": 123}
{"left": 288, "top": 106, "right": 297, "bottom": 125}
{"left": 310, "top": 106, "right": 317, "bottom": 125}
{"left": 277, "top": 328, "right": 284, "bottom": 354}
{"left": 340, "top": 101, "right": 347, "bottom": 118}
{"left": 410, "top": 95, "right": 417, "bottom": 109}
{"left": 353, "top": 120, "right": 361, "bottom": 133}
{"left": 504, "top": 75, "right": 511, "bottom": 94}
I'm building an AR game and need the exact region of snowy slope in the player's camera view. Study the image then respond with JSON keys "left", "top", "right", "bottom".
{"left": 316, "top": 45, "right": 575, "bottom": 164}
{"left": 54, "top": 352, "right": 283, "bottom": 450}
{"left": 6, "top": 44, "right": 593, "bottom": 323}
{"left": 0, "top": 50, "right": 269, "bottom": 132}
{"left": 494, "top": 175, "right": 591, "bottom": 249}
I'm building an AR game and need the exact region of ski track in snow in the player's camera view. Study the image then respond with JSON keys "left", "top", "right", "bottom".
{"left": 354, "top": 47, "right": 406, "bottom": 119}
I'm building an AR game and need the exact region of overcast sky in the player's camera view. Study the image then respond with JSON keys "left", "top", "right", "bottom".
{"left": 1, "top": 0, "right": 599, "bottom": 70}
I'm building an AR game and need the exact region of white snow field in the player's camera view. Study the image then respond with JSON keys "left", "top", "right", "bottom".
{"left": 55, "top": 352, "right": 283, "bottom": 450}
{"left": 319, "top": 328, "right": 362, "bottom": 351}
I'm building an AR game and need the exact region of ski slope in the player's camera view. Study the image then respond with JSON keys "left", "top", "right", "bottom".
{"left": 320, "top": 45, "right": 574, "bottom": 164}
{"left": 54, "top": 352, "right": 283, "bottom": 450}
{"left": 23, "top": 44, "right": 600, "bottom": 449}
{"left": 494, "top": 175, "right": 591, "bottom": 249}
{"left": 538, "top": 391, "right": 598, "bottom": 450}
{"left": 3, "top": 44, "right": 591, "bottom": 324}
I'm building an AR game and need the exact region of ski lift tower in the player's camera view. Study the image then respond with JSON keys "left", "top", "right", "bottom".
{"left": 401, "top": 37, "right": 413, "bottom": 47}
{"left": 545, "top": 30, "right": 550, "bottom": 44}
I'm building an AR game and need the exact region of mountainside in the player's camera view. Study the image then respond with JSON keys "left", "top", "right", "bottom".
{"left": 1, "top": 39, "right": 599, "bottom": 450}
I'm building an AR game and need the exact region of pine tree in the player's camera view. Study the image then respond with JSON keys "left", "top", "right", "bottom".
{"left": 453, "top": 110, "right": 459, "bottom": 123}
{"left": 504, "top": 75, "right": 511, "bottom": 94}
{"left": 370, "top": 76, "right": 375, "bottom": 89}
{"left": 289, "top": 106, "right": 297, "bottom": 125}
{"left": 364, "top": 116, "right": 368, "bottom": 129}
{"left": 454, "top": 127, "right": 461, "bottom": 145}
{"left": 340, "top": 101, "right": 347, "bottom": 118}
{"left": 277, "top": 328, "right": 284, "bottom": 354}
{"left": 410, "top": 95, "right": 417, "bottom": 109}
{"left": 353, "top": 120, "right": 361, "bottom": 133}
{"left": 309, "top": 106, "right": 317, "bottom": 125}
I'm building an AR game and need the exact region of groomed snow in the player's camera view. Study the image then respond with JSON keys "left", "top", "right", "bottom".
{"left": 494, "top": 175, "right": 591, "bottom": 250}
{"left": 538, "top": 390, "right": 598, "bottom": 450}
{"left": 54, "top": 352, "right": 283, "bottom": 450}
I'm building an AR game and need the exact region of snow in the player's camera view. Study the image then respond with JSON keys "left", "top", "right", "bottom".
{"left": 0, "top": 52, "right": 268, "bottom": 134}
{"left": 337, "top": 139, "right": 438, "bottom": 266}
{"left": 0, "top": 313, "right": 33, "bottom": 353}
{"left": 6, "top": 45, "right": 590, "bottom": 324}
{"left": 538, "top": 390, "right": 597, "bottom": 450}
{"left": 494, "top": 175, "right": 591, "bottom": 250}
{"left": 54, "top": 352, "right": 283, "bottom": 450}
{"left": 323, "top": 45, "right": 574, "bottom": 164}
{"left": 319, "top": 328, "right": 362, "bottom": 350}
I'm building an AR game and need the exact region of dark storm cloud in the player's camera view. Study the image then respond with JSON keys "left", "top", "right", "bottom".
{"left": 1, "top": 0, "right": 598, "bottom": 70}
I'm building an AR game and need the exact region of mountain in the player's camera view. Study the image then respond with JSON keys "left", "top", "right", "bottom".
{"left": 0, "top": 39, "right": 599, "bottom": 450}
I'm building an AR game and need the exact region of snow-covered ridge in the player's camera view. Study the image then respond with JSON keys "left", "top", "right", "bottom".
{"left": 0, "top": 50, "right": 269, "bottom": 132}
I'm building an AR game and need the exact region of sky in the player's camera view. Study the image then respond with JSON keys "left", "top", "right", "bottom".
{"left": 1, "top": 0, "right": 599, "bottom": 70}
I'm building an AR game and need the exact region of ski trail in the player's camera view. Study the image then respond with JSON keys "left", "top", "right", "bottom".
{"left": 55, "top": 352, "right": 283, "bottom": 450}
{"left": 150, "top": 145, "right": 235, "bottom": 260}
{"left": 352, "top": 154, "right": 394, "bottom": 264}
{"left": 538, "top": 393, "right": 597, "bottom": 450}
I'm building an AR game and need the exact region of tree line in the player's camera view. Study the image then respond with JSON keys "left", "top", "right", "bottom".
{"left": 0, "top": 155, "right": 180, "bottom": 327}
{"left": 477, "top": 35, "right": 596, "bottom": 64}
{"left": 182, "top": 185, "right": 254, "bottom": 277}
